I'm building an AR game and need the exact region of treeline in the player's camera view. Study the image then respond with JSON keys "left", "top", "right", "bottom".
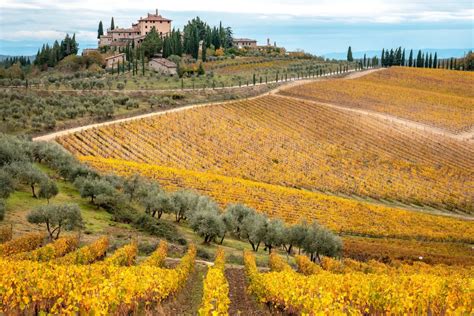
{"left": 0, "top": 134, "right": 342, "bottom": 262}
{"left": 381, "top": 47, "right": 473, "bottom": 70}
{"left": 0, "top": 91, "right": 143, "bottom": 133}
{"left": 0, "top": 134, "right": 181, "bottom": 242}
{"left": 0, "top": 56, "right": 32, "bottom": 68}
{"left": 34, "top": 34, "right": 79, "bottom": 69}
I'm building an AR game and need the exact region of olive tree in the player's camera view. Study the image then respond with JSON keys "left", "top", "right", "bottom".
{"left": 75, "top": 177, "right": 115, "bottom": 204}
{"left": 0, "top": 199, "right": 5, "bottom": 221}
{"left": 0, "top": 168, "right": 15, "bottom": 199}
{"left": 170, "top": 190, "right": 201, "bottom": 223}
{"left": 141, "top": 185, "right": 174, "bottom": 219}
{"left": 284, "top": 222, "right": 309, "bottom": 255}
{"left": 218, "top": 211, "right": 235, "bottom": 244}
{"left": 262, "top": 219, "right": 286, "bottom": 254}
{"left": 302, "top": 222, "right": 342, "bottom": 263}
{"left": 123, "top": 173, "right": 147, "bottom": 202}
{"left": 38, "top": 178, "right": 59, "bottom": 203}
{"left": 27, "top": 203, "right": 83, "bottom": 240}
{"left": 189, "top": 204, "right": 225, "bottom": 244}
{"left": 8, "top": 162, "right": 46, "bottom": 198}
{"left": 240, "top": 212, "right": 267, "bottom": 252}
{"left": 225, "top": 203, "right": 253, "bottom": 237}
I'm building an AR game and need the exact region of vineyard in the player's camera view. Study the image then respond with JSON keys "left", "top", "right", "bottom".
{"left": 244, "top": 251, "right": 473, "bottom": 314}
{"left": 76, "top": 156, "right": 474, "bottom": 244}
{"left": 0, "top": 234, "right": 197, "bottom": 314}
{"left": 58, "top": 94, "right": 473, "bottom": 212}
{"left": 279, "top": 67, "right": 474, "bottom": 133}
{"left": 1, "top": 233, "right": 471, "bottom": 315}
{"left": 30, "top": 68, "right": 472, "bottom": 313}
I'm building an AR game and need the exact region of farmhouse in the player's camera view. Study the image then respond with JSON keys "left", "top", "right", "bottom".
{"left": 105, "top": 53, "right": 126, "bottom": 69}
{"left": 149, "top": 57, "right": 177, "bottom": 75}
{"left": 99, "top": 10, "right": 172, "bottom": 48}
{"left": 232, "top": 38, "right": 257, "bottom": 49}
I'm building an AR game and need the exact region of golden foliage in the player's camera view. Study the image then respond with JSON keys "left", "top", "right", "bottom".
{"left": 0, "top": 243, "right": 196, "bottom": 314}
{"left": 102, "top": 242, "right": 137, "bottom": 266}
{"left": 281, "top": 67, "right": 474, "bottom": 132}
{"left": 141, "top": 240, "right": 167, "bottom": 267}
{"left": 244, "top": 251, "right": 473, "bottom": 315}
{"left": 13, "top": 235, "right": 79, "bottom": 262}
{"left": 55, "top": 236, "right": 109, "bottom": 265}
{"left": 0, "top": 233, "right": 45, "bottom": 257}
{"left": 198, "top": 248, "right": 230, "bottom": 316}
{"left": 77, "top": 157, "right": 474, "bottom": 243}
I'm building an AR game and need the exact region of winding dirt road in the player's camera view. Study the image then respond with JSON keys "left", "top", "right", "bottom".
{"left": 34, "top": 67, "right": 472, "bottom": 143}
{"left": 33, "top": 68, "right": 374, "bottom": 142}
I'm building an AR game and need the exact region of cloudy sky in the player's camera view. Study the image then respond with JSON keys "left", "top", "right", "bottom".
{"left": 0, "top": 0, "right": 472, "bottom": 56}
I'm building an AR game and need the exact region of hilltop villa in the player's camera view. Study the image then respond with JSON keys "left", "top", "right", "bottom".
{"left": 99, "top": 10, "right": 172, "bottom": 48}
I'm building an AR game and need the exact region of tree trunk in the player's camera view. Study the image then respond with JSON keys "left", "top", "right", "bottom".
{"left": 255, "top": 242, "right": 260, "bottom": 252}
{"left": 157, "top": 211, "right": 163, "bottom": 219}
{"left": 31, "top": 184, "right": 37, "bottom": 198}
{"left": 219, "top": 233, "right": 225, "bottom": 245}
{"left": 46, "top": 221, "right": 53, "bottom": 240}
{"left": 249, "top": 239, "right": 256, "bottom": 251}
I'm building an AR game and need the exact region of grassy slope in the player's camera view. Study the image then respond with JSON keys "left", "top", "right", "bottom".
{"left": 1, "top": 163, "right": 292, "bottom": 265}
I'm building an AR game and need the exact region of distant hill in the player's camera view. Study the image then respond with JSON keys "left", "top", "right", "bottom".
{"left": 323, "top": 48, "right": 473, "bottom": 60}
{"left": 0, "top": 54, "right": 35, "bottom": 62}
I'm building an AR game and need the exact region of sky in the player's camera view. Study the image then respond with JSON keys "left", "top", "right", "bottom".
{"left": 0, "top": 0, "right": 473, "bottom": 57}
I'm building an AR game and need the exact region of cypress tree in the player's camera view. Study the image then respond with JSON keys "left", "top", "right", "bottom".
{"left": 111, "top": 17, "right": 115, "bottom": 30}
{"left": 363, "top": 54, "right": 367, "bottom": 68}
{"left": 428, "top": 53, "right": 433, "bottom": 68}
{"left": 433, "top": 52, "right": 438, "bottom": 69}
{"left": 201, "top": 39, "right": 207, "bottom": 62}
{"left": 416, "top": 50, "right": 422, "bottom": 67}
{"left": 381, "top": 49, "right": 385, "bottom": 67}
{"left": 424, "top": 54, "right": 429, "bottom": 68}
{"left": 98, "top": 21, "right": 104, "bottom": 39}
{"left": 347, "top": 46, "right": 353, "bottom": 62}
{"left": 141, "top": 51, "right": 145, "bottom": 76}
{"left": 408, "top": 49, "right": 413, "bottom": 67}
{"left": 401, "top": 48, "right": 405, "bottom": 66}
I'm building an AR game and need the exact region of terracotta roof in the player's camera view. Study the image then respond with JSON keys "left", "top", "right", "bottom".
{"left": 105, "top": 53, "right": 125, "bottom": 60}
{"left": 233, "top": 38, "right": 257, "bottom": 42}
{"left": 109, "top": 27, "right": 139, "bottom": 33}
{"left": 150, "top": 58, "right": 177, "bottom": 68}
{"left": 139, "top": 13, "right": 171, "bottom": 22}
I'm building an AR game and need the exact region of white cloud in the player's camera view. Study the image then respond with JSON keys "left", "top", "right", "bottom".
{"left": 0, "top": 30, "right": 65, "bottom": 41}
{"left": 1, "top": 0, "right": 472, "bottom": 22}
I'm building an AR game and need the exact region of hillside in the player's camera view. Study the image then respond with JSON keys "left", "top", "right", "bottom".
{"left": 1, "top": 67, "right": 472, "bottom": 314}
{"left": 280, "top": 67, "right": 474, "bottom": 133}
{"left": 55, "top": 68, "right": 473, "bottom": 262}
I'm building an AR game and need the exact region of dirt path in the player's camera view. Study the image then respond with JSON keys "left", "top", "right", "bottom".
{"left": 32, "top": 68, "right": 380, "bottom": 142}
{"left": 158, "top": 265, "right": 206, "bottom": 315}
{"left": 274, "top": 94, "right": 473, "bottom": 142}
{"left": 225, "top": 267, "right": 278, "bottom": 316}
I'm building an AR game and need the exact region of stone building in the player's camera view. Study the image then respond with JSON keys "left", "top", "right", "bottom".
{"left": 105, "top": 53, "right": 126, "bottom": 69}
{"left": 99, "top": 10, "right": 172, "bottom": 48}
{"left": 232, "top": 38, "right": 257, "bottom": 49}
{"left": 149, "top": 57, "right": 177, "bottom": 75}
